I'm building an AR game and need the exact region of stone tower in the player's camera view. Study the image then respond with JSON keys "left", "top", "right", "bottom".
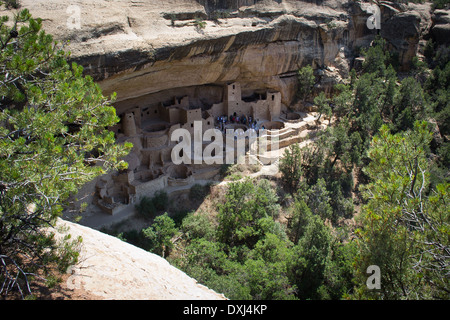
{"left": 122, "top": 112, "right": 137, "bottom": 136}
{"left": 224, "top": 82, "right": 241, "bottom": 102}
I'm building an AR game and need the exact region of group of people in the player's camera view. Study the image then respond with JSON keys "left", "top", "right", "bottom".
{"left": 229, "top": 112, "right": 250, "bottom": 125}
{"left": 216, "top": 112, "right": 260, "bottom": 132}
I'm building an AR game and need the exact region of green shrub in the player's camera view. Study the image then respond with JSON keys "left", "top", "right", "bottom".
{"left": 135, "top": 196, "right": 157, "bottom": 218}
{"left": 194, "top": 18, "right": 206, "bottom": 30}
{"left": 297, "top": 65, "right": 315, "bottom": 101}
{"left": 220, "top": 163, "right": 232, "bottom": 176}
{"left": 135, "top": 190, "right": 169, "bottom": 218}
{"left": 143, "top": 213, "right": 178, "bottom": 257}
{"left": 180, "top": 212, "right": 215, "bottom": 241}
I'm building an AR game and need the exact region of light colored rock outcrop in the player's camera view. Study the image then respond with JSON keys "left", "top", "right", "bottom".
{"left": 55, "top": 218, "right": 226, "bottom": 300}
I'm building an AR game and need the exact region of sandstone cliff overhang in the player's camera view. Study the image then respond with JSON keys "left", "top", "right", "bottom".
{"left": 1, "top": 0, "right": 366, "bottom": 104}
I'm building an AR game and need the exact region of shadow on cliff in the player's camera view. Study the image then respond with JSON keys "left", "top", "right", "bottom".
{"left": 195, "top": 0, "right": 286, "bottom": 14}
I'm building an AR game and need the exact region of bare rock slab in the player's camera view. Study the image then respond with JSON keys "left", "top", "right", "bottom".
{"left": 56, "top": 219, "right": 226, "bottom": 300}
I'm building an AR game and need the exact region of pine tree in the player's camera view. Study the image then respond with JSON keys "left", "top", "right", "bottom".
{"left": 0, "top": 8, "right": 131, "bottom": 298}
{"left": 353, "top": 122, "right": 449, "bottom": 299}
{"left": 279, "top": 144, "right": 303, "bottom": 194}
{"left": 297, "top": 65, "right": 315, "bottom": 102}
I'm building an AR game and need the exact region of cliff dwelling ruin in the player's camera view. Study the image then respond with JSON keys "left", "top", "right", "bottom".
{"left": 76, "top": 82, "right": 316, "bottom": 217}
